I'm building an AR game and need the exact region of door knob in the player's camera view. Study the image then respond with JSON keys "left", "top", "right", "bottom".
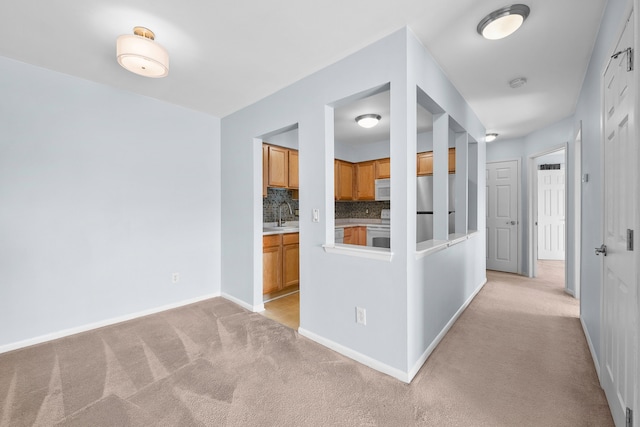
{"left": 506, "top": 220, "right": 516, "bottom": 225}
{"left": 595, "top": 244, "right": 607, "bottom": 256}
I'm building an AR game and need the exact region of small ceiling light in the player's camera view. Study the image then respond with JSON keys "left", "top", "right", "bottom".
{"left": 477, "top": 4, "right": 530, "bottom": 40}
{"left": 116, "top": 27, "right": 169, "bottom": 78}
{"left": 486, "top": 133, "right": 499, "bottom": 142}
{"left": 509, "top": 77, "right": 528, "bottom": 89}
{"left": 355, "top": 114, "right": 382, "bottom": 128}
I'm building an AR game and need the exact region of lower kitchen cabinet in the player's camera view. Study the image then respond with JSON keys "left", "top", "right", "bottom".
{"left": 343, "top": 226, "right": 367, "bottom": 246}
{"left": 263, "top": 232, "right": 299, "bottom": 295}
{"left": 263, "top": 235, "right": 282, "bottom": 294}
{"left": 282, "top": 233, "right": 299, "bottom": 288}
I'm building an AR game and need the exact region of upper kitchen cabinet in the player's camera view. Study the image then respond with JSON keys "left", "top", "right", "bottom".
{"left": 267, "top": 145, "right": 288, "bottom": 187}
{"left": 416, "top": 148, "right": 455, "bottom": 176}
{"left": 356, "top": 161, "right": 376, "bottom": 200}
{"left": 288, "top": 150, "right": 299, "bottom": 189}
{"left": 263, "top": 144, "right": 269, "bottom": 197}
{"left": 335, "top": 159, "right": 355, "bottom": 200}
{"left": 375, "top": 158, "right": 390, "bottom": 179}
{"left": 263, "top": 143, "right": 299, "bottom": 192}
{"left": 417, "top": 151, "right": 433, "bottom": 176}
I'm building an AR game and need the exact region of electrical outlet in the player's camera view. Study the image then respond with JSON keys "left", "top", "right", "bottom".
{"left": 312, "top": 208, "right": 320, "bottom": 223}
{"left": 172, "top": 273, "right": 180, "bottom": 284}
{"left": 356, "top": 307, "right": 366, "bottom": 325}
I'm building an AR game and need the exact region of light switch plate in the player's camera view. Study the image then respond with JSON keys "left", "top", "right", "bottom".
{"left": 312, "top": 209, "right": 320, "bottom": 223}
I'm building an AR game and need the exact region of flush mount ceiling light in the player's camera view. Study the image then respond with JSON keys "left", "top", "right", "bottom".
{"left": 116, "top": 27, "right": 169, "bottom": 78}
{"left": 486, "top": 133, "right": 499, "bottom": 142}
{"left": 477, "top": 4, "right": 530, "bottom": 40}
{"left": 509, "top": 77, "right": 528, "bottom": 89}
{"left": 355, "top": 114, "right": 382, "bottom": 128}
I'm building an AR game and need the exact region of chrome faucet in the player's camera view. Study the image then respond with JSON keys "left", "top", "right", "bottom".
{"left": 278, "top": 202, "right": 293, "bottom": 227}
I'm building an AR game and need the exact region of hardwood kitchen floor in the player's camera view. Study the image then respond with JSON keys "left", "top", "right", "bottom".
{"left": 262, "top": 291, "right": 299, "bottom": 330}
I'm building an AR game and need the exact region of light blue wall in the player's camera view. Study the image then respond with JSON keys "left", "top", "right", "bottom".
{"left": 221, "top": 28, "right": 485, "bottom": 378}
{"left": 0, "top": 56, "right": 221, "bottom": 348}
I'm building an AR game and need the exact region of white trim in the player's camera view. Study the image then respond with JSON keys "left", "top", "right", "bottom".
{"left": 298, "top": 327, "right": 411, "bottom": 383}
{"left": 408, "top": 277, "right": 488, "bottom": 381}
{"left": 581, "top": 316, "right": 601, "bottom": 383}
{"left": 299, "top": 276, "right": 488, "bottom": 384}
{"left": 322, "top": 244, "right": 393, "bottom": 261}
{"left": 222, "top": 292, "right": 265, "bottom": 312}
{"left": 0, "top": 293, "right": 220, "bottom": 355}
{"left": 415, "top": 231, "right": 479, "bottom": 259}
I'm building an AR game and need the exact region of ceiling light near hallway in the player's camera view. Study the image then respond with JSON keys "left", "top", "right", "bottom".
{"left": 116, "top": 27, "right": 169, "bottom": 78}
{"left": 509, "top": 77, "right": 528, "bottom": 89}
{"left": 486, "top": 133, "right": 499, "bottom": 142}
{"left": 355, "top": 114, "right": 382, "bottom": 128}
{"left": 478, "top": 4, "right": 530, "bottom": 40}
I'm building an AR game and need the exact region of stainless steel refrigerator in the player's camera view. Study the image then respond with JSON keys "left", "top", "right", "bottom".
{"left": 416, "top": 175, "right": 456, "bottom": 242}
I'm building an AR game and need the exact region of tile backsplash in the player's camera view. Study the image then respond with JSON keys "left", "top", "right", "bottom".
{"left": 264, "top": 189, "right": 389, "bottom": 222}
{"left": 263, "top": 188, "right": 299, "bottom": 223}
{"left": 335, "top": 201, "right": 391, "bottom": 219}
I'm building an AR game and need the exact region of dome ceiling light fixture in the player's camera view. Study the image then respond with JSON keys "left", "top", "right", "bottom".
{"left": 509, "top": 77, "right": 528, "bottom": 89}
{"left": 116, "top": 27, "right": 169, "bottom": 78}
{"left": 355, "top": 114, "right": 382, "bottom": 128}
{"left": 477, "top": 4, "right": 530, "bottom": 40}
{"left": 486, "top": 133, "right": 499, "bottom": 142}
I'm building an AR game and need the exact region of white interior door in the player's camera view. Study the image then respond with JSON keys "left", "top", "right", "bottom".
{"left": 601, "top": 11, "right": 638, "bottom": 427}
{"left": 537, "top": 169, "right": 565, "bottom": 260}
{"left": 486, "top": 160, "right": 518, "bottom": 273}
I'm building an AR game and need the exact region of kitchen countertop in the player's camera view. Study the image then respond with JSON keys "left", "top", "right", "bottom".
{"left": 263, "top": 219, "right": 389, "bottom": 235}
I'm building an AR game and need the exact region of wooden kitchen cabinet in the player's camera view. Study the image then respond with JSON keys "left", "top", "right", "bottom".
{"left": 335, "top": 160, "right": 355, "bottom": 200}
{"left": 375, "top": 158, "right": 390, "bottom": 179}
{"left": 448, "top": 148, "right": 456, "bottom": 173}
{"left": 288, "top": 150, "right": 299, "bottom": 189}
{"left": 263, "top": 144, "right": 269, "bottom": 198}
{"left": 343, "top": 226, "right": 366, "bottom": 246}
{"left": 356, "top": 161, "right": 376, "bottom": 200}
{"left": 263, "top": 234, "right": 282, "bottom": 294}
{"left": 263, "top": 143, "right": 299, "bottom": 192}
{"left": 417, "top": 149, "right": 456, "bottom": 175}
{"left": 268, "top": 145, "right": 289, "bottom": 187}
{"left": 263, "top": 232, "right": 299, "bottom": 295}
{"left": 417, "top": 151, "right": 433, "bottom": 176}
{"left": 282, "top": 233, "right": 299, "bottom": 288}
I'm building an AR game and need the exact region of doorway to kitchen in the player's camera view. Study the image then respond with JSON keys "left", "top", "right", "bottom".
{"left": 260, "top": 124, "right": 301, "bottom": 330}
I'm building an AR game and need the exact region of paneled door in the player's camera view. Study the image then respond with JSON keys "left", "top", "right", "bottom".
{"left": 537, "top": 169, "right": 565, "bottom": 260}
{"left": 600, "top": 10, "right": 638, "bottom": 427}
{"left": 486, "top": 160, "right": 519, "bottom": 273}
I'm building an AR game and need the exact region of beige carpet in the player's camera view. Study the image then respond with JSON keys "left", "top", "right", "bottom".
{"left": 0, "top": 267, "right": 612, "bottom": 426}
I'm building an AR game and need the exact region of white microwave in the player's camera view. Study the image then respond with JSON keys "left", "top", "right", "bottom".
{"left": 374, "top": 178, "right": 391, "bottom": 201}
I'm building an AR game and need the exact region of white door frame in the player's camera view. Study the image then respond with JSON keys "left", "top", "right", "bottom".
{"left": 573, "top": 124, "right": 582, "bottom": 300}
{"left": 528, "top": 145, "right": 568, "bottom": 281}
{"left": 487, "top": 158, "right": 522, "bottom": 274}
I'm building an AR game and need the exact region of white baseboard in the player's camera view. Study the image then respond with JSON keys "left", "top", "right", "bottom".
{"left": 408, "top": 277, "right": 488, "bottom": 382}
{"left": 222, "top": 293, "right": 264, "bottom": 313}
{"left": 0, "top": 293, "right": 220, "bottom": 355}
{"left": 298, "top": 327, "right": 411, "bottom": 383}
{"left": 580, "top": 316, "right": 601, "bottom": 383}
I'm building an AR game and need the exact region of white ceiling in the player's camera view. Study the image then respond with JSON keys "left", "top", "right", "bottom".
{"left": 0, "top": 0, "right": 606, "bottom": 140}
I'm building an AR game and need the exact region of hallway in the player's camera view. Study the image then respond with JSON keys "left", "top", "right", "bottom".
{"left": 416, "top": 262, "right": 613, "bottom": 425}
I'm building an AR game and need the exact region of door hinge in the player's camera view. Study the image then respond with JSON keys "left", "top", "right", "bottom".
{"left": 612, "top": 47, "right": 634, "bottom": 71}
{"left": 626, "top": 407, "right": 632, "bottom": 427}
{"left": 627, "top": 229, "right": 634, "bottom": 251}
